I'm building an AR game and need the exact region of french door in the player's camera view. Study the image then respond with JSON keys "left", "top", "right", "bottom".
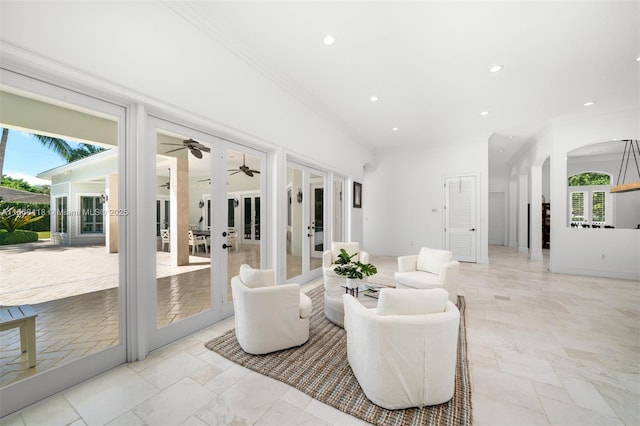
{"left": 0, "top": 69, "right": 127, "bottom": 415}
{"left": 149, "top": 121, "right": 243, "bottom": 349}
{"left": 285, "top": 162, "right": 326, "bottom": 282}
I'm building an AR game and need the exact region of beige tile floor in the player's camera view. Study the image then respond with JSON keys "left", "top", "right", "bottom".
{"left": 2, "top": 246, "right": 639, "bottom": 425}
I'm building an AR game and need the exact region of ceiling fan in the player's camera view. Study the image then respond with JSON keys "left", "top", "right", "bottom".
{"left": 161, "top": 138, "right": 211, "bottom": 159}
{"left": 159, "top": 182, "right": 170, "bottom": 189}
{"left": 228, "top": 154, "right": 260, "bottom": 177}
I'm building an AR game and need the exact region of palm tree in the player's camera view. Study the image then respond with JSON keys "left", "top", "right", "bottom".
{"left": 67, "top": 143, "right": 104, "bottom": 162}
{"left": 0, "top": 128, "right": 8, "bottom": 181}
{"left": 30, "top": 133, "right": 73, "bottom": 161}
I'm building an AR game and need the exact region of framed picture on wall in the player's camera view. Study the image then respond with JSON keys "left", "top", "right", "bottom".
{"left": 353, "top": 182, "right": 362, "bottom": 208}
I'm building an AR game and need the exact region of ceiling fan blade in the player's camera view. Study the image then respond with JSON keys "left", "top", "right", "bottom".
{"left": 244, "top": 170, "right": 254, "bottom": 177}
{"left": 184, "top": 138, "right": 211, "bottom": 152}
{"left": 229, "top": 170, "right": 241, "bottom": 176}
{"left": 164, "top": 147, "right": 185, "bottom": 154}
{"left": 160, "top": 143, "right": 181, "bottom": 146}
{"left": 248, "top": 169, "right": 261, "bottom": 174}
{"left": 189, "top": 148, "right": 203, "bottom": 159}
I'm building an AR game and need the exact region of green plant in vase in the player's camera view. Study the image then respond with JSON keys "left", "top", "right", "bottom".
{"left": 333, "top": 248, "right": 377, "bottom": 289}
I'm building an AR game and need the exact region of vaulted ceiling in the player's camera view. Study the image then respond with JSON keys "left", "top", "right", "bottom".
{"left": 166, "top": 1, "right": 639, "bottom": 167}
{"left": 2, "top": 1, "right": 638, "bottom": 171}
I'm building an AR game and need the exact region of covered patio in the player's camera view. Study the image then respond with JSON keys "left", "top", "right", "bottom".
{"left": 0, "top": 240, "right": 212, "bottom": 387}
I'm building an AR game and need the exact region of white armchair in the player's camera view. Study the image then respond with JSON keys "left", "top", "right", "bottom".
{"left": 394, "top": 247, "right": 459, "bottom": 304}
{"left": 231, "top": 264, "right": 313, "bottom": 355}
{"left": 343, "top": 288, "right": 460, "bottom": 409}
{"left": 322, "top": 242, "right": 369, "bottom": 290}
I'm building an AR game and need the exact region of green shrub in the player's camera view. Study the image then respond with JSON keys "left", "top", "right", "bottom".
{"left": 0, "top": 202, "right": 50, "bottom": 231}
{"left": 0, "top": 229, "right": 39, "bottom": 245}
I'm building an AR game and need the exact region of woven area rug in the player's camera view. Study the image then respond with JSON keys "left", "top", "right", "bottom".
{"left": 205, "top": 285, "right": 472, "bottom": 426}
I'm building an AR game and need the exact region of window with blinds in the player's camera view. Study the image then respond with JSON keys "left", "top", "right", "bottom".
{"left": 592, "top": 191, "right": 605, "bottom": 224}
{"left": 570, "top": 192, "right": 585, "bottom": 223}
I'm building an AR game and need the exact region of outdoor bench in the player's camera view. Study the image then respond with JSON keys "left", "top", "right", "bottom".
{"left": 0, "top": 305, "right": 37, "bottom": 367}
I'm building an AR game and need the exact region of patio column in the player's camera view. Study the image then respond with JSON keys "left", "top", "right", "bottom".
{"left": 106, "top": 173, "right": 118, "bottom": 253}
{"left": 170, "top": 156, "right": 189, "bottom": 266}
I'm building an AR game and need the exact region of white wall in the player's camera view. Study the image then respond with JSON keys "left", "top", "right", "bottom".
{"left": 0, "top": 2, "right": 371, "bottom": 172}
{"left": 363, "top": 139, "right": 489, "bottom": 263}
{"left": 510, "top": 109, "right": 640, "bottom": 280}
{"left": 0, "top": 1, "right": 373, "bottom": 247}
{"left": 542, "top": 159, "right": 550, "bottom": 203}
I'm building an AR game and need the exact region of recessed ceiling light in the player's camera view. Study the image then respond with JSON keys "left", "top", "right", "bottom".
{"left": 508, "top": 135, "right": 515, "bottom": 139}
{"left": 498, "top": 149, "right": 504, "bottom": 153}
{"left": 392, "top": 127, "right": 399, "bottom": 132}
{"left": 370, "top": 96, "right": 379, "bottom": 102}
{"left": 323, "top": 34, "right": 335, "bottom": 46}
{"left": 583, "top": 101, "right": 595, "bottom": 106}
{"left": 489, "top": 65, "right": 504, "bottom": 73}
{"left": 480, "top": 111, "right": 490, "bottom": 116}
{"left": 636, "top": 56, "right": 640, "bottom": 62}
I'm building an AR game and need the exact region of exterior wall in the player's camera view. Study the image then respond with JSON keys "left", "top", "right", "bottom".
{"left": 47, "top": 153, "right": 118, "bottom": 246}
{"left": 49, "top": 181, "right": 106, "bottom": 246}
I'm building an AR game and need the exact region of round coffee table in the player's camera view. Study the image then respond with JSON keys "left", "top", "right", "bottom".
{"left": 324, "top": 280, "right": 392, "bottom": 328}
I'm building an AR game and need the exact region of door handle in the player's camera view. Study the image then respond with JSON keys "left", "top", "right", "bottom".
{"left": 469, "top": 228, "right": 476, "bottom": 231}
{"left": 222, "top": 244, "right": 232, "bottom": 249}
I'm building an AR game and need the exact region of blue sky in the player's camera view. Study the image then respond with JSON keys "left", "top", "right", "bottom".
{"left": 3, "top": 130, "right": 83, "bottom": 184}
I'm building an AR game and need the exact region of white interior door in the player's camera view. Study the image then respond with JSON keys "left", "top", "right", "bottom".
{"left": 444, "top": 175, "right": 478, "bottom": 262}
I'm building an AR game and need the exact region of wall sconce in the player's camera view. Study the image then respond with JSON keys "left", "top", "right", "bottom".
{"left": 297, "top": 188, "right": 303, "bottom": 204}
{"left": 198, "top": 199, "right": 205, "bottom": 208}
{"left": 100, "top": 192, "right": 108, "bottom": 204}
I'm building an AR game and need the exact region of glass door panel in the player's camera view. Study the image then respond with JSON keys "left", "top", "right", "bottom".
{"left": 243, "top": 196, "right": 252, "bottom": 240}
{"left": 155, "top": 130, "right": 212, "bottom": 328}
{"left": 286, "top": 166, "right": 303, "bottom": 279}
{"left": 226, "top": 148, "right": 263, "bottom": 299}
{"left": 309, "top": 175, "right": 324, "bottom": 270}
